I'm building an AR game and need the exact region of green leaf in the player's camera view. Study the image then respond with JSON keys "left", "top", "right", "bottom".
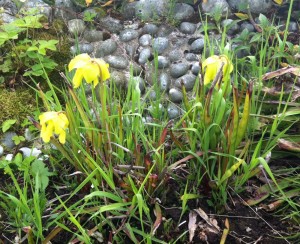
{"left": 2, "top": 119, "right": 17, "bottom": 132}
{"left": 31, "top": 160, "right": 54, "bottom": 191}
{"left": 12, "top": 135, "right": 25, "bottom": 145}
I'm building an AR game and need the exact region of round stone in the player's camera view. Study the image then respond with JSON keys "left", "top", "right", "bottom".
{"left": 191, "top": 62, "right": 200, "bottom": 75}
{"left": 157, "top": 56, "right": 170, "bottom": 69}
{"left": 153, "top": 37, "right": 169, "bottom": 54}
{"left": 84, "top": 30, "right": 103, "bottom": 42}
{"left": 135, "top": 0, "right": 169, "bottom": 21}
{"left": 147, "top": 90, "right": 157, "bottom": 100}
{"left": 24, "top": 128, "right": 34, "bottom": 141}
{"left": 99, "top": 16, "right": 123, "bottom": 33}
{"left": 169, "top": 50, "right": 184, "bottom": 63}
{"left": 110, "top": 70, "right": 127, "bottom": 89}
{"left": 185, "top": 53, "right": 199, "bottom": 61}
{"left": 169, "top": 88, "right": 183, "bottom": 103}
{"left": 105, "top": 55, "right": 129, "bottom": 70}
{"left": 190, "top": 38, "right": 205, "bottom": 53}
{"left": 167, "top": 103, "right": 180, "bottom": 119}
{"left": 159, "top": 72, "right": 171, "bottom": 92}
{"left": 120, "top": 29, "right": 139, "bottom": 42}
{"left": 19, "top": 147, "right": 42, "bottom": 158}
{"left": 221, "top": 19, "right": 239, "bottom": 35}
{"left": 122, "top": 2, "right": 137, "bottom": 19}
{"left": 180, "top": 22, "right": 197, "bottom": 34}
{"left": 138, "top": 48, "right": 152, "bottom": 64}
{"left": 202, "top": 0, "right": 230, "bottom": 16}
{"left": 175, "top": 74, "right": 197, "bottom": 91}
{"left": 240, "top": 22, "right": 255, "bottom": 32}
{"left": 70, "top": 43, "right": 93, "bottom": 54}
{"left": 95, "top": 39, "right": 117, "bottom": 57}
{"left": 0, "top": 132, "right": 17, "bottom": 150}
{"left": 142, "top": 24, "right": 159, "bottom": 35}
{"left": 157, "top": 25, "right": 174, "bottom": 37}
{"left": 130, "top": 62, "right": 143, "bottom": 76}
{"left": 173, "top": 3, "right": 195, "bottom": 21}
{"left": 228, "top": 0, "right": 273, "bottom": 14}
{"left": 139, "top": 34, "right": 152, "bottom": 46}
{"left": 170, "top": 62, "right": 189, "bottom": 78}
{"left": 68, "top": 19, "right": 85, "bottom": 36}
{"left": 125, "top": 42, "right": 138, "bottom": 58}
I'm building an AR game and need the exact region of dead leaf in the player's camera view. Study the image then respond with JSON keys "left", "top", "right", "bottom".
{"left": 101, "top": 0, "right": 113, "bottom": 7}
{"left": 278, "top": 139, "right": 300, "bottom": 152}
{"left": 188, "top": 211, "right": 198, "bottom": 242}
{"left": 262, "top": 66, "right": 300, "bottom": 81}
{"left": 194, "top": 208, "right": 220, "bottom": 232}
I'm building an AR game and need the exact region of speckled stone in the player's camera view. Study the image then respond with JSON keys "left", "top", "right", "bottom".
{"left": 153, "top": 37, "right": 169, "bottom": 54}
{"left": 240, "top": 22, "right": 255, "bottom": 32}
{"left": 95, "top": 39, "right": 117, "bottom": 57}
{"left": 170, "top": 62, "right": 189, "bottom": 78}
{"left": 190, "top": 38, "right": 205, "bottom": 53}
{"left": 19, "top": 147, "right": 42, "bottom": 158}
{"left": 132, "top": 76, "right": 146, "bottom": 93}
{"left": 99, "top": 16, "right": 123, "bottom": 33}
{"left": 139, "top": 34, "right": 152, "bottom": 46}
{"left": 110, "top": 70, "right": 128, "bottom": 89}
{"left": 138, "top": 48, "right": 152, "bottom": 64}
{"left": 84, "top": 29, "right": 103, "bottom": 42}
{"left": 169, "top": 88, "right": 183, "bottom": 103}
{"left": 159, "top": 72, "right": 171, "bottom": 92}
{"left": 174, "top": 74, "right": 197, "bottom": 91}
{"left": 185, "top": 53, "right": 199, "bottom": 62}
{"left": 0, "top": 132, "right": 17, "bottom": 150}
{"left": 221, "top": 19, "right": 239, "bottom": 35}
{"left": 169, "top": 50, "right": 184, "bottom": 63}
{"left": 120, "top": 28, "right": 139, "bottom": 42}
{"left": 68, "top": 19, "right": 85, "bottom": 36}
{"left": 202, "top": 0, "right": 231, "bottom": 16}
{"left": 125, "top": 42, "right": 138, "bottom": 58}
{"left": 142, "top": 24, "right": 159, "bottom": 35}
{"left": 180, "top": 22, "right": 197, "bottom": 34}
{"left": 135, "top": 0, "right": 169, "bottom": 21}
{"left": 70, "top": 43, "right": 93, "bottom": 54}
{"left": 105, "top": 55, "right": 129, "bottom": 69}
{"left": 130, "top": 62, "right": 143, "bottom": 76}
{"left": 147, "top": 90, "right": 157, "bottom": 100}
{"left": 173, "top": 3, "right": 195, "bottom": 21}
{"left": 228, "top": 0, "right": 273, "bottom": 14}
{"left": 157, "top": 25, "right": 174, "bottom": 37}
{"left": 157, "top": 56, "right": 170, "bottom": 69}
{"left": 167, "top": 103, "right": 180, "bottom": 119}
{"left": 191, "top": 62, "right": 200, "bottom": 75}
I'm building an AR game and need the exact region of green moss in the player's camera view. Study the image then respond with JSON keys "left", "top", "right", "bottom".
{"left": 0, "top": 88, "right": 36, "bottom": 128}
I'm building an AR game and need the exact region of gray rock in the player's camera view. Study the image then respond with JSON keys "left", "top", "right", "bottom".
{"left": 0, "top": 145, "right": 3, "bottom": 157}
{"left": 105, "top": 55, "right": 129, "bottom": 70}
{"left": 139, "top": 34, "right": 152, "bottom": 46}
{"left": 221, "top": 19, "right": 239, "bottom": 35}
{"left": 68, "top": 19, "right": 86, "bottom": 36}
{"left": 157, "top": 56, "right": 170, "bottom": 69}
{"left": 0, "top": 13, "right": 16, "bottom": 23}
{"left": 185, "top": 53, "right": 199, "bottom": 61}
{"left": 157, "top": 25, "right": 174, "bottom": 37}
{"left": 167, "top": 103, "right": 180, "bottom": 119}
{"left": 24, "top": 128, "right": 35, "bottom": 141}
{"left": 173, "top": 3, "right": 195, "bottom": 21}
{"left": 169, "top": 88, "right": 183, "bottom": 103}
{"left": 125, "top": 42, "right": 139, "bottom": 58}
{"left": 0, "top": 0, "right": 17, "bottom": 15}
{"left": 1, "top": 132, "right": 17, "bottom": 149}
{"left": 169, "top": 50, "right": 184, "bottom": 63}
{"left": 70, "top": 43, "right": 94, "bottom": 54}
{"left": 55, "top": 0, "right": 77, "bottom": 20}
{"left": 132, "top": 77, "right": 146, "bottom": 93}
{"left": 153, "top": 37, "right": 169, "bottom": 54}
{"left": 95, "top": 39, "right": 117, "bottom": 57}
{"left": 135, "top": 0, "right": 169, "bottom": 21}
{"left": 99, "top": 16, "right": 123, "bottom": 33}
{"left": 170, "top": 62, "right": 189, "bottom": 78}
{"left": 5, "top": 154, "right": 13, "bottom": 161}
{"left": 191, "top": 62, "right": 200, "bottom": 75}
{"left": 84, "top": 30, "right": 103, "bottom": 42}
{"left": 190, "top": 38, "right": 205, "bottom": 53}
{"left": 240, "top": 22, "right": 255, "bottom": 32}
{"left": 175, "top": 74, "right": 197, "bottom": 91}
{"left": 122, "top": 2, "right": 137, "bottom": 19}
{"left": 180, "top": 22, "right": 197, "bottom": 34}
{"left": 19, "top": 147, "right": 42, "bottom": 158}
{"left": 201, "top": 0, "right": 230, "bottom": 16}
{"left": 21, "top": 0, "right": 51, "bottom": 18}
{"left": 142, "top": 24, "right": 159, "bottom": 35}
{"left": 120, "top": 29, "right": 139, "bottom": 42}
{"left": 159, "top": 72, "right": 171, "bottom": 92}
{"left": 228, "top": 0, "right": 273, "bottom": 14}
{"left": 110, "top": 70, "right": 127, "bottom": 89}
{"left": 138, "top": 48, "right": 152, "bottom": 64}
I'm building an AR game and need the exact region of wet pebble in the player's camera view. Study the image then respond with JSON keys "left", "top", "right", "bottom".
{"left": 70, "top": 43, "right": 93, "bottom": 54}
{"left": 240, "top": 22, "right": 255, "bottom": 33}
{"left": 139, "top": 34, "right": 152, "bottom": 46}
{"left": 96, "top": 39, "right": 117, "bottom": 57}
{"left": 190, "top": 38, "right": 205, "bottom": 53}
{"left": 174, "top": 74, "right": 197, "bottom": 91}
{"left": 132, "top": 76, "right": 146, "bottom": 93}
{"left": 173, "top": 3, "right": 195, "bottom": 21}
{"left": 138, "top": 48, "right": 152, "bottom": 64}
{"left": 110, "top": 70, "right": 127, "bottom": 89}
{"left": 169, "top": 88, "right": 183, "bottom": 103}
{"left": 157, "top": 56, "right": 170, "bottom": 69}
{"left": 19, "top": 147, "right": 42, "bottom": 158}
{"left": 153, "top": 37, "right": 169, "bottom": 54}
{"left": 170, "top": 62, "right": 189, "bottom": 78}
{"left": 0, "top": 132, "right": 17, "bottom": 150}
{"left": 84, "top": 30, "right": 103, "bottom": 42}
{"left": 191, "top": 62, "right": 200, "bottom": 75}
{"left": 99, "top": 16, "right": 123, "bottom": 33}
{"left": 68, "top": 19, "right": 85, "bottom": 36}
{"left": 142, "top": 23, "right": 159, "bottom": 35}
{"left": 105, "top": 55, "right": 129, "bottom": 69}
{"left": 185, "top": 53, "right": 199, "bottom": 62}
{"left": 221, "top": 19, "right": 239, "bottom": 35}
{"left": 120, "top": 28, "right": 139, "bottom": 42}
{"left": 180, "top": 22, "right": 197, "bottom": 34}
{"left": 169, "top": 50, "right": 184, "bottom": 63}
{"left": 167, "top": 103, "right": 180, "bottom": 119}
{"left": 159, "top": 72, "right": 171, "bottom": 92}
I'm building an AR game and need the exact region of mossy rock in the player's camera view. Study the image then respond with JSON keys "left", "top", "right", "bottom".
{"left": 0, "top": 88, "right": 36, "bottom": 130}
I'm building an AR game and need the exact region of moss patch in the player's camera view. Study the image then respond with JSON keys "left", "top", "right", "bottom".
{"left": 0, "top": 88, "right": 36, "bottom": 129}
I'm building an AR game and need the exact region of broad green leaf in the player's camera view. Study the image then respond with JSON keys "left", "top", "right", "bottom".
{"left": 2, "top": 119, "right": 17, "bottom": 132}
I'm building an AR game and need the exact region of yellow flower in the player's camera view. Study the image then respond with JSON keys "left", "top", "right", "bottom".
{"left": 39, "top": 111, "right": 69, "bottom": 144}
{"left": 85, "top": 0, "right": 92, "bottom": 6}
{"left": 202, "top": 55, "right": 233, "bottom": 85}
{"left": 68, "top": 53, "right": 110, "bottom": 88}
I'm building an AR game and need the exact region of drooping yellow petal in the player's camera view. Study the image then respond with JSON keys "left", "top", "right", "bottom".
{"left": 72, "top": 69, "right": 84, "bottom": 88}
{"left": 94, "top": 59, "right": 110, "bottom": 81}
{"left": 68, "top": 53, "right": 91, "bottom": 71}
{"left": 85, "top": 0, "right": 92, "bottom": 7}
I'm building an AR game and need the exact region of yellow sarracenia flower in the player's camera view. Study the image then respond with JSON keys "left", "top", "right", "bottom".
{"left": 39, "top": 111, "right": 69, "bottom": 144}
{"left": 68, "top": 53, "right": 110, "bottom": 88}
{"left": 202, "top": 55, "right": 233, "bottom": 85}
{"left": 85, "top": 0, "right": 92, "bottom": 7}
